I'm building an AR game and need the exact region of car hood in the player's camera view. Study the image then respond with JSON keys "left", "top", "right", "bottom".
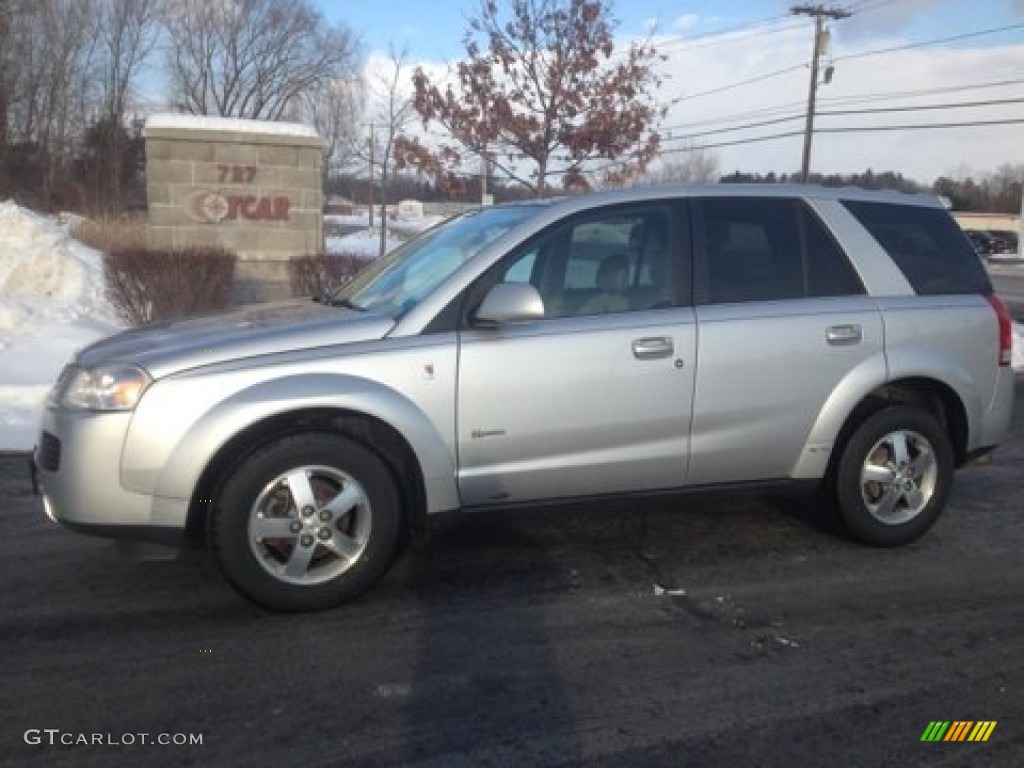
{"left": 75, "top": 299, "right": 395, "bottom": 379}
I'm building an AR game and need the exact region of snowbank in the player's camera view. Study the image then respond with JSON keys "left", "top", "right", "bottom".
{"left": 326, "top": 229, "right": 405, "bottom": 259}
{"left": 324, "top": 215, "right": 445, "bottom": 259}
{"left": 0, "top": 202, "right": 121, "bottom": 450}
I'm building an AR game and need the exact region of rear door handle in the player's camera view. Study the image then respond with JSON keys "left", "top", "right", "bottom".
{"left": 632, "top": 336, "right": 674, "bottom": 359}
{"left": 826, "top": 324, "right": 862, "bottom": 346}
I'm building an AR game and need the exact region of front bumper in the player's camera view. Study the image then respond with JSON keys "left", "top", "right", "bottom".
{"left": 34, "top": 405, "right": 188, "bottom": 545}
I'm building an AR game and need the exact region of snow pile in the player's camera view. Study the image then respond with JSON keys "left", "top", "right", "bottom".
{"left": 324, "top": 213, "right": 446, "bottom": 260}
{"left": 327, "top": 229, "right": 406, "bottom": 259}
{"left": 0, "top": 202, "right": 121, "bottom": 450}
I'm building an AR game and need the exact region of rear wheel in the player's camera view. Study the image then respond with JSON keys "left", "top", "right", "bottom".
{"left": 214, "top": 433, "right": 401, "bottom": 611}
{"left": 833, "top": 405, "right": 954, "bottom": 547}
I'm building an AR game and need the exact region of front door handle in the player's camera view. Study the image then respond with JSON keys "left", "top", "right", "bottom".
{"left": 632, "top": 336, "right": 674, "bottom": 359}
{"left": 826, "top": 324, "right": 862, "bottom": 346}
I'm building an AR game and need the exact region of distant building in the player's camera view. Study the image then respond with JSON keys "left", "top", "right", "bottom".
{"left": 951, "top": 211, "right": 1019, "bottom": 232}
{"left": 396, "top": 199, "right": 424, "bottom": 221}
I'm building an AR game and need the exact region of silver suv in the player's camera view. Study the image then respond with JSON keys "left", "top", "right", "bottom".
{"left": 35, "top": 185, "right": 1015, "bottom": 611}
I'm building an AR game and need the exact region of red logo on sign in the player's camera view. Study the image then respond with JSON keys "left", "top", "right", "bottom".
{"left": 226, "top": 195, "right": 290, "bottom": 221}
{"left": 184, "top": 190, "right": 290, "bottom": 223}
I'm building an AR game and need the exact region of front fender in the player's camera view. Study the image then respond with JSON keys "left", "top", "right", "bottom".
{"left": 123, "top": 372, "right": 459, "bottom": 513}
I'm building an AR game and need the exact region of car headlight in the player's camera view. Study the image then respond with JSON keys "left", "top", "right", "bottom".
{"left": 59, "top": 364, "right": 152, "bottom": 411}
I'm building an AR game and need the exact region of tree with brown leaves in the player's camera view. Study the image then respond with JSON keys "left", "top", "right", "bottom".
{"left": 397, "top": 0, "right": 664, "bottom": 196}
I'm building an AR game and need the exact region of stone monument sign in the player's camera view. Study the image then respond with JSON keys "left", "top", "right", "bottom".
{"left": 144, "top": 114, "right": 325, "bottom": 301}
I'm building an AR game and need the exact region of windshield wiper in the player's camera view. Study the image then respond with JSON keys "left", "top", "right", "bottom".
{"left": 330, "top": 297, "right": 366, "bottom": 311}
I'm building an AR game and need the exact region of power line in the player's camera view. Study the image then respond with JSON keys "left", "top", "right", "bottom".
{"left": 649, "top": 0, "right": 899, "bottom": 59}
{"left": 843, "top": 0, "right": 898, "bottom": 13}
{"left": 664, "top": 113, "right": 805, "bottom": 141}
{"left": 660, "top": 97, "right": 1024, "bottom": 144}
{"left": 661, "top": 129, "right": 806, "bottom": 153}
{"left": 669, "top": 63, "right": 807, "bottom": 104}
{"left": 835, "top": 22, "right": 1024, "bottom": 62}
{"left": 818, "top": 117, "right": 1024, "bottom": 133}
{"left": 661, "top": 101, "right": 809, "bottom": 133}
{"left": 661, "top": 77, "right": 1024, "bottom": 134}
{"left": 607, "top": 13, "right": 802, "bottom": 62}
{"left": 816, "top": 77, "right": 1024, "bottom": 106}
{"left": 659, "top": 117, "right": 1024, "bottom": 154}
{"left": 817, "top": 96, "right": 1024, "bottom": 116}
{"left": 651, "top": 16, "right": 805, "bottom": 55}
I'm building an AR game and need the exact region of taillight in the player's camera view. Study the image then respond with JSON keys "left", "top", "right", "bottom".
{"left": 987, "top": 294, "right": 1013, "bottom": 367}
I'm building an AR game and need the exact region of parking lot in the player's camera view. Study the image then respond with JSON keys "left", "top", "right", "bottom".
{"left": 1, "top": 376, "right": 1021, "bottom": 766}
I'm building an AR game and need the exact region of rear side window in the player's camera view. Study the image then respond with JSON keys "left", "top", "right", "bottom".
{"left": 842, "top": 200, "right": 992, "bottom": 295}
{"left": 695, "top": 197, "right": 863, "bottom": 304}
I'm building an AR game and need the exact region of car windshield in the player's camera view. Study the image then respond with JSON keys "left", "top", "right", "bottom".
{"left": 338, "top": 205, "right": 542, "bottom": 316}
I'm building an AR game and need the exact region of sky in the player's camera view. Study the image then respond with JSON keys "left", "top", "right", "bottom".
{"left": 314, "top": 0, "right": 1024, "bottom": 184}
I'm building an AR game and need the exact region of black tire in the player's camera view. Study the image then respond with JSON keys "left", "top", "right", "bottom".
{"left": 214, "top": 433, "right": 402, "bottom": 612}
{"left": 832, "top": 405, "right": 954, "bottom": 547}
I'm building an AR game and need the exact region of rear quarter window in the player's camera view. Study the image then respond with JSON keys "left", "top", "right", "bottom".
{"left": 842, "top": 200, "right": 992, "bottom": 295}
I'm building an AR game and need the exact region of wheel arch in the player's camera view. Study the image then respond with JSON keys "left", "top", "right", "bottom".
{"left": 826, "top": 377, "right": 970, "bottom": 481}
{"left": 184, "top": 408, "right": 431, "bottom": 547}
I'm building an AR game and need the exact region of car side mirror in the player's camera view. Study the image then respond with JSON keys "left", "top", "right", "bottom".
{"left": 475, "top": 282, "right": 545, "bottom": 325}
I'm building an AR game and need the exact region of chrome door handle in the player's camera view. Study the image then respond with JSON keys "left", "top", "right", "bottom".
{"left": 826, "top": 324, "right": 862, "bottom": 346}
{"left": 632, "top": 336, "right": 674, "bottom": 359}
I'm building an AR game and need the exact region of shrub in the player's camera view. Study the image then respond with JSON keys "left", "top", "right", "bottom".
{"left": 103, "top": 247, "right": 237, "bottom": 325}
{"left": 288, "top": 253, "right": 370, "bottom": 300}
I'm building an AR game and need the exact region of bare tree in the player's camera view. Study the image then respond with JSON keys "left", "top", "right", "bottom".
{"left": 640, "top": 143, "right": 720, "bottom": 186}
{"left": 294, "top": 75, "right": 364, "bottom": 190}
{"left": 95, "top": 0, "right": 160, "bottom": 211}
{"left": 161, "top": 0, "right": 360, "bottom": 121}
{"left": 4, "top": 0, "right": 99, "bottom": 207}
{"left": 397, "top": 0, "right": 664, "bottom": 196}
{"left": 364, "top": 46, "right": 415, "bottom": 256}
{"left": 0, "top": 0, "right": 13, "bottom": 193}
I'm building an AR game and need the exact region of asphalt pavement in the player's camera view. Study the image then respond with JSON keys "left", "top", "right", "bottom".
{"left": 3, "top": 382, "right": 1023, "bottom": 767}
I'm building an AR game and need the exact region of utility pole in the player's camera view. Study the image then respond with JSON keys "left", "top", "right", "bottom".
{"left": 480, "top": 101, "right": 491, "bottom": 206}
{"left": 791, "top": 5, "right": 851, "bottom": 183}
{"left": 480, "top": 152, "right": 488, "bottom": 205}
{"left": 1019, "top": 176, "right": 1023, "bottom": 257}
{"left": 368, "top": 123, "right": 375, "bottom": 229}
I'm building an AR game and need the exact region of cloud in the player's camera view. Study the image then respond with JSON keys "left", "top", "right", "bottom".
{"left": 673, "top": 14, "right": 701, "bottom": 33}
{"left": 832, "top": 0, "right": 946, "bottom": 42}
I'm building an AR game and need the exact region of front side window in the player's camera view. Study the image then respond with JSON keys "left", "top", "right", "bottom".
{"left": 340, "top": 205, "right": 542, "bottom": 316}
{"left": 696, "top": 197, "right": 863, "bottom": 304}
{"left": 494, "top": 205, "right": 679, "bottom": 319}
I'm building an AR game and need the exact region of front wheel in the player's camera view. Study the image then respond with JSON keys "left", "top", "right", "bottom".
{"left": 214, "top": 433, "right": 402, "bottom": 611}
{"left": 833, "top": 405, "right": 954, "bottom": 547}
